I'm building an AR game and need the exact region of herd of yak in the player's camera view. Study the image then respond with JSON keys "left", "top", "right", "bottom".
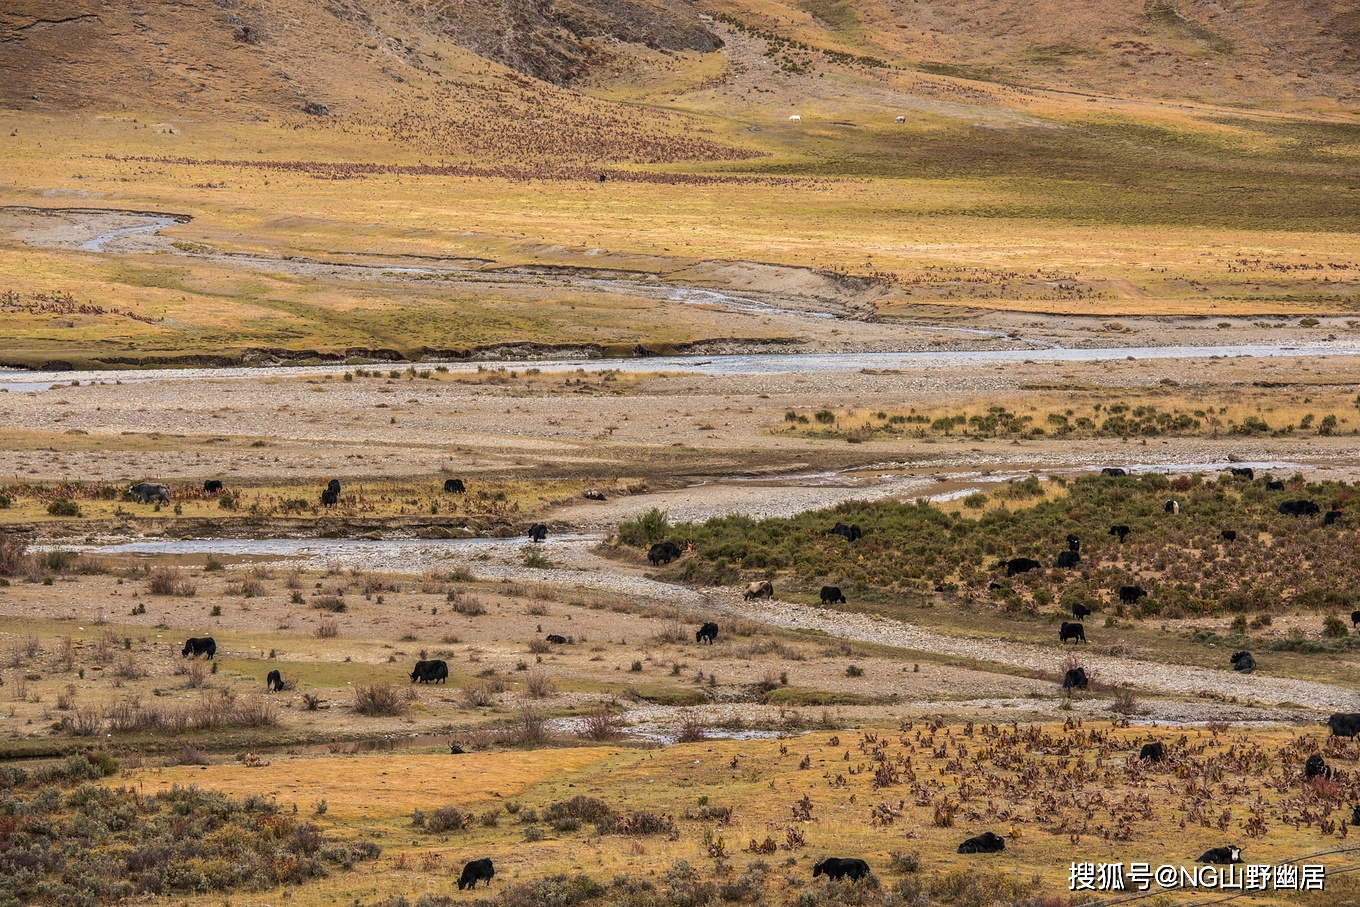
{"left": 154, "top": 465, "right": 1360, "bottom": 892}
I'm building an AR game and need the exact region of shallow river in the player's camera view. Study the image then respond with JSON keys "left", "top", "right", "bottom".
{"left": 4, "top": 345, "right": 1360, "bottom": 392}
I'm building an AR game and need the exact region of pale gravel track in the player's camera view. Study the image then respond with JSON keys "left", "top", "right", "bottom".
{"left": 699, "top": 594, "right": 1360, "bottom": 713}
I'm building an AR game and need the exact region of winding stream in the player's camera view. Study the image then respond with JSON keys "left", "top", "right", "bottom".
{"left": 77, "top": 216, "right": 180, "bottom": 252}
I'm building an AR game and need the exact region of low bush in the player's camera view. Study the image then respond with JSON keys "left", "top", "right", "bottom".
{"left": 46, "top": 498, "right": 81, "bottom": 517}
{"left": 578, "top": 706, "right": 623, "bottom": 741}
{"left": 353, "top": 683, "right": 408, "bottom": 717}
{"left": 146, "top": 566, "right": 196, "bottom": 597}
{"left": 424, "top": 805, "right": 467, "bottom": 833}
{"left": 617, "top": 507, "right": 670, "bottom": 547}
{"left": 0, "top": 779, "right": 374, "bottom": 903}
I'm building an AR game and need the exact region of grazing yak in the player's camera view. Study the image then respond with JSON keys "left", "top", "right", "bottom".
{"left": 1062, "top": 667, "right": 1088, "bottom": 691}
{"left": 1305, "top": 754, "right": 1332, "bottom": 780}
{"left": 1056, "top": 551, "right": 1080, "bottom": 569}
{"left": 1108, "top": 525, "right": 1131, "bottom": 542}
{"left": 1198, "top": 846, "right": 1242, "bottom": 865}
{"left": 1066, "top": 534, "right": 1081, "bottom": 553}
{"left": 203, "top": 480, "right": 224, "bottom": 494}
{"left": 1119, "top": 586, "right": 1147, "bottom": 605}
{"left": 583, "top": 489, "right": 606, "bottom": 501}
{"left": 1352, "top": 610, "right": 1360, "bottom": 629}
{"left": 527, "top": 523, "right": 548, "bottom": 542}
{"left": 1266, "top": 480, "right": 1285, "bottom": 491}
{"left": 1230, "top": 651, "right": 1255, "bottom": 674}
{"left": 1220, "top": 529, "right": 1237, "bottom": 542}
{"left": 812, "top": 858, "right": 870, "bottom": 881}
{"left": 830, "top": 522, "right": 862, "bottom": 542}
{"left": 1071, "top": 603, "right": 1092, "bottom": 619}
{"left": 182, "top": 637, "right": 216, "bottom": 659}
{"left": 1230, "top": 467, "right": 1254, "bottom": 480}
{"left": 1060, "top": 622, "right": 1086, "bottom": 644}
{"left": 1100, "top": 468, "right": 1127, "bottom": 477}
{"left": 1328, "top": 713, "right": 1360, "bottom": 738}
{"left": 130, "top": 482, "right": 171, "bottom": 504}
{"left": 1354, "top": 805, "right": 1360, "bottom": 827}
{"left": 957, "top": 832, "right": 1005, "bottom": 854}
{"left": 326, "top": 478, "right": 341, "bottom": 495}
{"left": 1164, "top": 500, "right": 1180, "bottom": 514}
{"left": 1326, "top": 510, "right": 1343, "bottom": 526}
{"left": 743, "top": 581, "right": 773, "bottom": 601}
{"left": 1139, "top": 741, "right": 1165, "bottom": 762}
{"left": 321, "top": 488, "right": 338, "bottom": 507}
{"left": 1006, "top": 557, "right": 1042, "bottom": 577}
{"left": 545, "top": 634, "right": 568, "bottom": 645}
{"left": 409, "top": 659, "right": 449, "bottom": 685}
{"left": 266, "top": 670, "right": 284, "bottom": 692}
{"left": 1279, "top": 500, "right": 1320, "bottom": 517}
{"left": 458, "top": 858, "right": 495, "bottom": 890}
{"left": 648, "top": 541, "right": 682, "bottom": 566}
{"left": 696, "top": 622, "right": 719, "bottom": 645}
{"left": 820, "top": 586, "right": 846, "bottom": 604}
{"left": 444, "top": 478, "right": 466, "bottom": 494}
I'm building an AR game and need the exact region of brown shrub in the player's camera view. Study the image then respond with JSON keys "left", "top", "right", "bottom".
{"left": 315, "top": 617, "right": 341, "bottom": 639}
{"left": 500, "top": 704, "right": 550, "bottom": 748}
{"left": 461, "top": 683, "right": 497, "bottom": 708}
{"left": 448, "top": 591, "right": 485, "bottom": 616}
{"left": 524, "top": 670, "right": 555, "bottom": 698}
{"left": 0, "top": 533, "right": 31, "bottom": 576}
{"left": 184, "top": 659, "right": 208, "bottom": 689}
{"left": 354, "top": 683, "right": 408, "bottom": 716}
{"left": 676, "top": 711, "right": 708, "bottom": 743}
{"left": 147, "top": 566, "right": 196, "bottom": 596}
{"left": 578, "top": 706, "right": 623, "bottom": 741}
{"left": 114, "top": 654, "right": 147, "bottom": 680}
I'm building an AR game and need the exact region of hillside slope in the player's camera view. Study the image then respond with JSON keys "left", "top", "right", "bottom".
{"left": 0, "top": 0, "right": 744, "bottom": 164}
{"left": 4, "top": 0, "right": 1357, "bottom": 133}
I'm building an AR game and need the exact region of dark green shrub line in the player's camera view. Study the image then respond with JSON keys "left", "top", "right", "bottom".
{"left": 624, "top": 473, "right": 1360, "bottom": 619}
{"left": 783, "top": 402, "right": 1348, "bottom": 443}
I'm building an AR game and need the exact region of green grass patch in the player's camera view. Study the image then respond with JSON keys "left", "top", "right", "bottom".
{"left": 764, "top": 687, "right": 869, "bottom": 706}
{"left": 795, "top": 0, "right": 859, "bottom": 34}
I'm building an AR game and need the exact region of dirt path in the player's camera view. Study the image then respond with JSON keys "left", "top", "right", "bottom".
{"left": 698, "top": 593, "right": 1360, "bottom": 713}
